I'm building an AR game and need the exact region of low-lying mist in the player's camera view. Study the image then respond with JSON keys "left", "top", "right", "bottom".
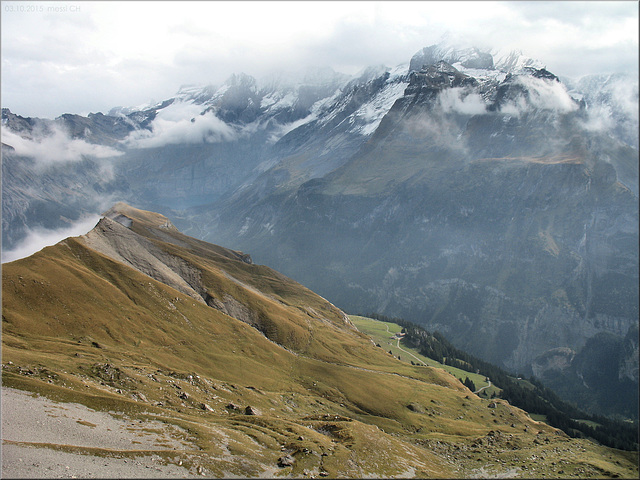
{"left": 1, "top": 214, "right": 102, "bottom": 263}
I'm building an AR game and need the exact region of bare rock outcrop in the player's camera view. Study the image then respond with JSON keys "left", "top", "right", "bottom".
{"left": 79, "top": 216, "right": 208, "bottom": 304}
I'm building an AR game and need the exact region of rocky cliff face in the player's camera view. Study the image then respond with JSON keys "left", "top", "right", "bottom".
{"left": 530, "top": 329, "right": 639, "bottom": 419}
{"left": 619, "top": 324, "right": 640, "bottom": 383}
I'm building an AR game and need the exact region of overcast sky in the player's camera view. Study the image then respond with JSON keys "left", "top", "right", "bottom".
{"left": 2, "top": 0, "right": 638, "bottom": 118}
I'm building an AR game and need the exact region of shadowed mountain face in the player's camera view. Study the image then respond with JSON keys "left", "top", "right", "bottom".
{"left": 2, "top": 203, "right": 638, "bottom": 477}
{"left": 2, "top": 44, "right": 638, "bottom": 419}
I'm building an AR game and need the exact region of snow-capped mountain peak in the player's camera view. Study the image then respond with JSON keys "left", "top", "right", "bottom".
{"left": 492, "top": 48, "right": 546, "bottom": 75}
{"left": 409, "top": 43, "right": 495, "bottom": 73}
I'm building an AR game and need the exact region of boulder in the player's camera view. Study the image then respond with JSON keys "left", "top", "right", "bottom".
{"left": 277, "top": 454, "right": 295, "bottom": 467}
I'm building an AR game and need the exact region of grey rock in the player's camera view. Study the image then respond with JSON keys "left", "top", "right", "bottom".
{"left": 277, "top": 454, "right": 295, "bottom": 467}
{"left": 244, "top": 406, "right": 261, "bottom": 416}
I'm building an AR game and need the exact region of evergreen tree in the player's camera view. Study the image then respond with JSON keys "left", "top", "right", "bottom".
{"left": 463, "top": 376, "right": 476, "bottom": 392}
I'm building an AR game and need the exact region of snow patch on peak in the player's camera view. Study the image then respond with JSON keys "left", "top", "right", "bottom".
{"left": 453, "top": 64, "right": 507, "bottom": 84}
{"left": 177, "top": 84, "right": 208, "bottom": 96}
{"left": 410, "top": 42, "right": 547, "bottom": 78}
{"left": 108, "top": 101, "right": 155, "bottom": 116}
{"left": 172, "top": 84, "right": 234, "bottom": 107}
{"left": 388, "top": 63, "right": 410, "bottom": 80}
{"left": 260, "top": 91, "right": 297, "bottom": 111}
{"left": 349, "top": 79, "right": 409, "bottom": 136}
{"left": 410, "top": 43, "right": 494, "bottom": 72}
{"left": 354, "top": 64, "right": 390, "bottom": 83}
{"left": 493, "top": 49, "right": 546, "bottom": 74}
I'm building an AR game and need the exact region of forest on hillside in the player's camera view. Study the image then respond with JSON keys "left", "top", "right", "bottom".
{"left": 363, "top": 313, "right": 639, "bottom": 451}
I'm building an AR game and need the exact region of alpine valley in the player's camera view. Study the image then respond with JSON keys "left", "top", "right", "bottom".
{"left": 2, "top": 42, "right": 638, "bottom": 428}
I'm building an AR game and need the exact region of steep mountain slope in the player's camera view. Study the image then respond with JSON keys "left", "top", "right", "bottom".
{"left": 2, "top": 203, "right": 637, "bottom": 478}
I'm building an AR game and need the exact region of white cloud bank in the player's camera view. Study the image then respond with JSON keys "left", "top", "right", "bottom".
{"left": 608, "top": 77, "right": 640, "bottom": 123}
{"left": 500, "top": 76, "right": 579, "bottom": 116}
{"left": 1, "top": 126, "right": 123, "bottom": 166}
{"left": 582, "top": 75, "right": 639, "bottom": 132}
{"left": 1, "top": 215, "right": 101, "bottom": 263}
{"left": 438, "top": 88, "right": 487, "bottom": 115}
{"left": 123, "top": 102, "right": 236, "bottom": 148}
{"left": 581, "top": 104, "right": 616, "bottom": 132}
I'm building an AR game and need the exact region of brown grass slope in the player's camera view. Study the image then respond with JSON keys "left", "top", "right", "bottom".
{"left": 2, "top": 203, "right": 637, "bottom": 478}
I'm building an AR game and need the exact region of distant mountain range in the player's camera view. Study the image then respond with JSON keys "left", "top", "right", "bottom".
{"left": 2, "top": 42, "right": 638, "bottom": 420}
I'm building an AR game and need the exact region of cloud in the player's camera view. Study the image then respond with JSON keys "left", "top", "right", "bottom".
{"left": 500, "top": 76, "right": 579, "bottom": 117}
{"left": 1, "top": 125, "right": 123, "bottom": 166}
{"left": 578, "top": 75, "right": 639, "bottom": 146}
{"left": 405, "top": 111, "right": 467, "bottom": 153}
{"left": 605, "top": 75, "right": 639, "bottom": 123}
{"left": 499, "top": 96, "right": 529, "bottom": 118}
{"left": 1, "top": 214, "right": 101, "bottom": 263}
{"left": 1, "top": 1, "right": 636, "bottom": 119}
{"left": 438, "top": 88, "right": 487, "bottom": 115}
{"left": 123, "top": 102, "right": 236, "bottom": 148}
{"left": 520, "top": 76, "right": 579, "bottom": 112}
{"left": 265, "top": 113, "right": 318, "bottom": 144}
{"left": 581, "top": 104, "right": 615, "bottom": 132}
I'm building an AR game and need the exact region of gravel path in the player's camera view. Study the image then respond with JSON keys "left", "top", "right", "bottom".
{"left": 1, "top": 387, "right": 199, "bottom": 478}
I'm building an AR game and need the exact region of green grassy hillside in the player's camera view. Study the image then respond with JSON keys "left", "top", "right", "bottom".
{"left": 2, "top": 204, "right": 637, "bottom": 478}
{"left": 350, "top": 315, "right": 501, "bottom": 398}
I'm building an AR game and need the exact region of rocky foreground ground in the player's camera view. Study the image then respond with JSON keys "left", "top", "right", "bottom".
{"left": 1, "top": 387, "right": 205, "bottom": 478}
